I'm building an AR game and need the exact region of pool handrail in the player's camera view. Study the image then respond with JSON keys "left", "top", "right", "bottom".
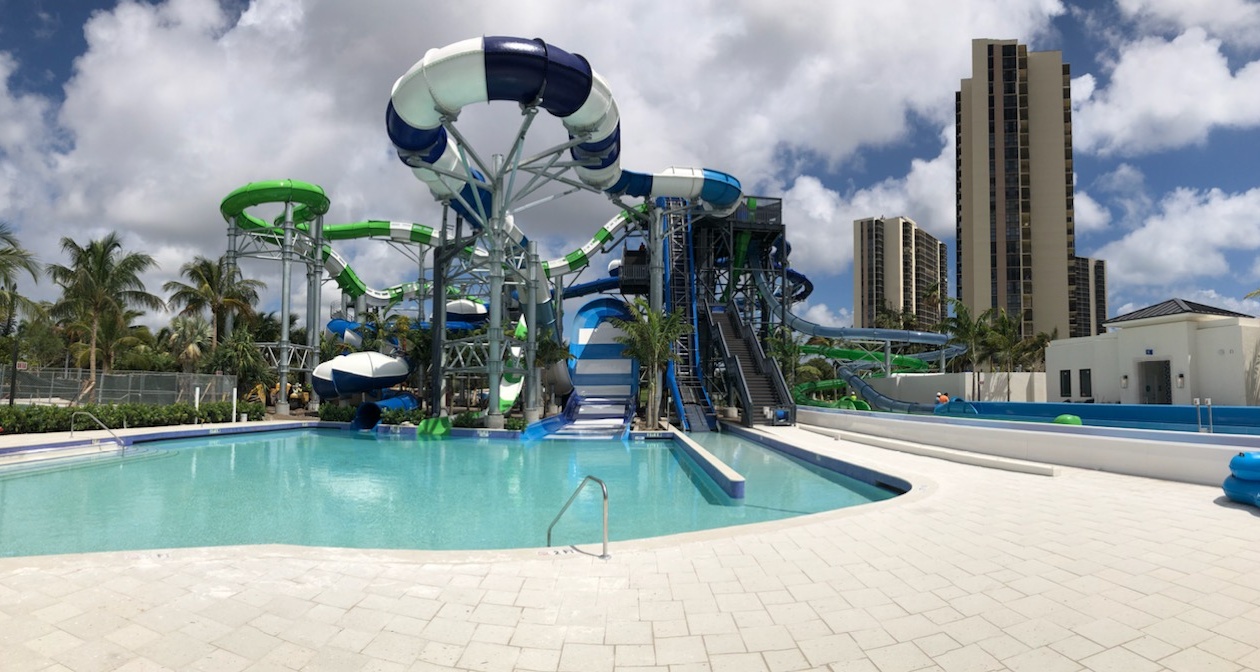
{"left": 547, "top": 474, "right": 610, "bottom": 559}
{"left": 70, "top": 411, "right": 124, "bottom": 451}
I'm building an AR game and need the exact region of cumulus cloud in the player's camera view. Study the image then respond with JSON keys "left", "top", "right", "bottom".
{"left": 1090, "top": 163, "right": 1154, "bottom": 228}
{"left": 781, "top": 127, "right": 956, "bottom": 277}
{"left": 1093, "top": 185, "right": 1260, "bottom": 286}
{"left": 1072, "top": 190, "right": 1112, "bottom": 234}
{"left": 1116, "top": 0, "right": 1260, "bottom": 47}
{"left": 800, "top": 301, "right": 852, "bottom": 329}
{"left": 1073, "top": 28, "right": 1260, "bottom": 156}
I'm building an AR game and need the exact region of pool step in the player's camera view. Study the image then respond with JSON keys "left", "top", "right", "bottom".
{"left": 0, "top": 444, "right": 172, "bottom": 480}
{"left": 548, "top": 397, "right": 634, "bottom": 439}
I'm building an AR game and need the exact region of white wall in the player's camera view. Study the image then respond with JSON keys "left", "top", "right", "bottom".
{"left": 1045, "top": 333, "right": 1119, "bottom": 402}
{"left": 864, "top": 371, "right": 1046, "bottom": 403}
{"left": 799, "top": 406, "right": 1249, "bottom": 486}
{"left": 1047, "top": 316, "right": 1260, "bottom": 407}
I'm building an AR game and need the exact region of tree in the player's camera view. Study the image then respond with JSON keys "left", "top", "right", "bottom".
{"left": 201, "top": 327, "right": 276, "bottom": 398}
{"left": 921, "top": 280, "right": 945, "bottom": 324}
{"left": 18, "top": 303, "right": 67, "bottom": 368}
{"left": 610, "top": 297, "right": 691, "bottom": 429}
{"left": 534, "top": 337, "right": 575, "bottom": 413}
{"left": 96, "top": 308, "right": 147, "bottom": 372}
{"left": 0, "top": 221, "right": 44, "bottom": 362}
{"left": 248, "top": 310, "right": 299, "bottom": 343}
{"left": 1020, "top": 328, "right": 1058, "bottom": 372}
{"left": 168, "top": 315, "right": 213, "bottom": 373}
{"left": 48, "top": 233, "right": 164, "bottom": 402}
{"left": 766, "top": 326, "right": 807, "bottom": 388}
{"left": 938, "top": 298, "right": 989, "bottom": 400}
{"left": 981, "top": 308, "right": 1022, "bottom": 401}
{"left": 164, "top": 255, "right": 264, "bottom": 348}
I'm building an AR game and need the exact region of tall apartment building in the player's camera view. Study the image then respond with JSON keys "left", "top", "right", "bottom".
{"left": 955, "top": 38, "right": 1106, "bottom": 338}
{"left": 853, "top": 216, "right": 948, "bottom": 329}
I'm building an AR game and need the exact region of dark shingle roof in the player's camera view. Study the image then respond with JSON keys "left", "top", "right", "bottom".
{"left": 1105, "top": 298, "right": 1253, "bottom": 326}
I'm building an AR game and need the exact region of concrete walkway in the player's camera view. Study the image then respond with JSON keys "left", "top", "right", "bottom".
{"left": 1, "top": 424, "right": 1258, "bottom": 671}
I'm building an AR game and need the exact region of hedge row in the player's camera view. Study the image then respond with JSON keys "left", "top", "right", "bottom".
{"left": 0, "top": 401, "right": 267, "bottom": 435}
{"left": 316, "top": 405, "right": 526, "bottom": 430}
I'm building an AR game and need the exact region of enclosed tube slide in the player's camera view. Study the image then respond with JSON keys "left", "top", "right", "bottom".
{"left": 386, "top": 36, "right": 744, "bottom": 242}
{"left": 748, "top": 256, "right": 950, "bottom": 348}
{"left": 747, "top": 251, "right": 952, "bottom": 413}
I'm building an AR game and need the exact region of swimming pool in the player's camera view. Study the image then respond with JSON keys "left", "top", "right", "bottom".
{"left": 0, "top": 429, "right": 896, "bottom": 557}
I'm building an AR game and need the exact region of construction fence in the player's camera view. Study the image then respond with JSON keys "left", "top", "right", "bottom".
{"left": 0, "top": 368, "right": 238, "bottom": 407}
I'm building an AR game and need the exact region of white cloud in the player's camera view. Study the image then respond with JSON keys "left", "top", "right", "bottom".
{"left": 1073, "top": 190, "right": 1112, "bottom": 234}
{"left": 782, "top": 126, "right": 956, "bottom": 277}
{"left": 1090, "top": 164, "right": 1154, "bottom": 229}
{"left": 1073, "top": 28, "right": 1260, "bottom": 156}
{"left": 1093, "top": 185, "right": 1260, "bottom": 287}
{"left": 800, "top": 301, "right": 852, "bottom": 329}
{"left": 1116, "top": 0, "right": 1260, "bottom": 47}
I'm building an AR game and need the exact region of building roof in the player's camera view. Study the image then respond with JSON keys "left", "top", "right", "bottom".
{"left": 1104, "top": 298, "right": 1253, "bottom": 326}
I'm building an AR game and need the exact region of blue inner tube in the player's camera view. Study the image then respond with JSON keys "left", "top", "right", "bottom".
{"left": 1229, "top": 452, "right": 1260, "bottom": 481}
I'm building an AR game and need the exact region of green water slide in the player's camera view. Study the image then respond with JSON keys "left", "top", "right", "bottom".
{"left": 792, "top": 344, "right": 933, "bottom": 411}
{"left": 221, "top": 180, "right": 446, "bottom": 308}
{"left": 222, "top": 182, "right": 648, "bottom": 300}
{"left": 221, "top": 181, "right": 649, "bottom": 417}
{"left": 793, "top": 378, "right": 871, "bottom": 410}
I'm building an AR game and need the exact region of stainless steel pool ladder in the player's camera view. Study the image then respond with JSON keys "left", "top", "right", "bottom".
{"left": 70, "top": 411, "right": 125, "bottom": 452}
{"left": 547, "top": 475, "right": 610, "bottom": 559}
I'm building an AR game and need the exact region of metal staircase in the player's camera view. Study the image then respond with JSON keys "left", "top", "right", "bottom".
{"left": 665, "top": 202, "right": 715, "bottom": 430}
{"left": 711, "top": 307, "right": 792, "bottom": 426}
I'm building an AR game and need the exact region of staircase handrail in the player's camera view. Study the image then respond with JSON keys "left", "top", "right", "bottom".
{"left": 727, "top": 302, "right": 795, "bottom": 423}
{"left": 706, "top": 306, "right": 754, "bottom": 425}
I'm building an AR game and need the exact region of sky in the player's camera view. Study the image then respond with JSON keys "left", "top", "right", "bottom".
{"left": 2, "top": 0, "right": 1260, "bottom": 335}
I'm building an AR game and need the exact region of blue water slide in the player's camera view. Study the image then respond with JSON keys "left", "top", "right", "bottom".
{"left": 749, "top": 251, "right": 949, "bottom": 347}
{"left": 566, "top": 275, "right": 620, "bottom": 299}
{"left": 746, "top": 242, "right": 955, "bottom": 413}
{"left": 350, "top": 391, "right": 421, "bottom": 430}
{"left": 387, "top": 36, "right": 744, "bottom": 241}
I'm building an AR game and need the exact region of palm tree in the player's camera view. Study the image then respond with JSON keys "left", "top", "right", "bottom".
{"left": 534, "top": 337, "right": 575, "bottom": 414}
{"left": 0, "top": 222, "right": 44, "bottom": 354}
{"left": 921, "top": 280, "right": 945, "bottom": 325}
{"left": 1019, "top": 327, "right": 1058, "bottom": 372}
{"left": 48, "top": 233, "right": 164, "bottom": 401}
{"left": 981, "top": 308, "right": 1022, "bottom": 401}
{"left": 202, "top": 327, "right": 276, "bottom": 398}
{"left": 168, "top": 315, "right": 213, "bottom": 373}
{"left": 610, "top": 297, "right": 692, "bottom": 428}
{"left": 164, "top": 255, "right": 264, "bottom": 348}
{"left": 938, "top": 298, "right": 989, "bottom": 400}
{"left": 96, "top": 308, "right": 147, "bottom": 372}
{"left": 766, "top": 326, "right": 807, "bottom": 388}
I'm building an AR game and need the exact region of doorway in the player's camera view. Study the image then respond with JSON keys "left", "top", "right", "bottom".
{"left": 1138, "top": 360, "right": 1172, "bottom": 404}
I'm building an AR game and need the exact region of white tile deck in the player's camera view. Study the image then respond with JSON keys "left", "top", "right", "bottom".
{"left": 2, "top": 423, "right": 1259, "bottom": 671}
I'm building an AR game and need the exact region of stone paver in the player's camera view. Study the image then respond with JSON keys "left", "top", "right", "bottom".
{"left": 2, "top": 424, "right": 1259, "bottom": 671}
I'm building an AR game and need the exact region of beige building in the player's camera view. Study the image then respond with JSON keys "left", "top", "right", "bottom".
{"left": 852, "top": 216, "right": 947, "bottom": 328}
{"left": 956, "top": 38, "right": 1106, "bottom": 339}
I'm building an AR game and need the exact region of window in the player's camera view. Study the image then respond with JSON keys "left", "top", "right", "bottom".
{"left": 1059, "top": 370, "right": 1072, "bottom": 397}
{"left": 1080, "top": 369, "right": 1092, "bottom": 398}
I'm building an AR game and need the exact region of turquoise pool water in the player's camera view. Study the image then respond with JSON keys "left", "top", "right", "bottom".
{"left": 0, "top": 430, "right": 895, "bottom": 557}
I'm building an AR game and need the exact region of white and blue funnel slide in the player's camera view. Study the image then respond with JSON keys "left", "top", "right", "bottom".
{"left": 386, "top": 35, "right": 743, "bottom": 230}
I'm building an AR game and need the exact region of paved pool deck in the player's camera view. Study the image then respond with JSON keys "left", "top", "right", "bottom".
{"left": 1, "top": 423, "right": 1258, "bottom": 671}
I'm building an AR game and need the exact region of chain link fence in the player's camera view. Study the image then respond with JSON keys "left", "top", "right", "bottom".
{"left": 0, "top": 368, "right": 238, "bottom": 407}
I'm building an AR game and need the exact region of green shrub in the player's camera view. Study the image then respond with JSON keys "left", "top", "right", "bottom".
{"left": 0, "top": 400, "right": 268, "bottom": 435}
{"left": 317, "top": 404, "right": 357, "bottom": 422}
{"left": 452, "top": 410, "right": 482, "bottom": 428}
{"left": 503, "top": 417, "right": 526, "bottom": 431}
